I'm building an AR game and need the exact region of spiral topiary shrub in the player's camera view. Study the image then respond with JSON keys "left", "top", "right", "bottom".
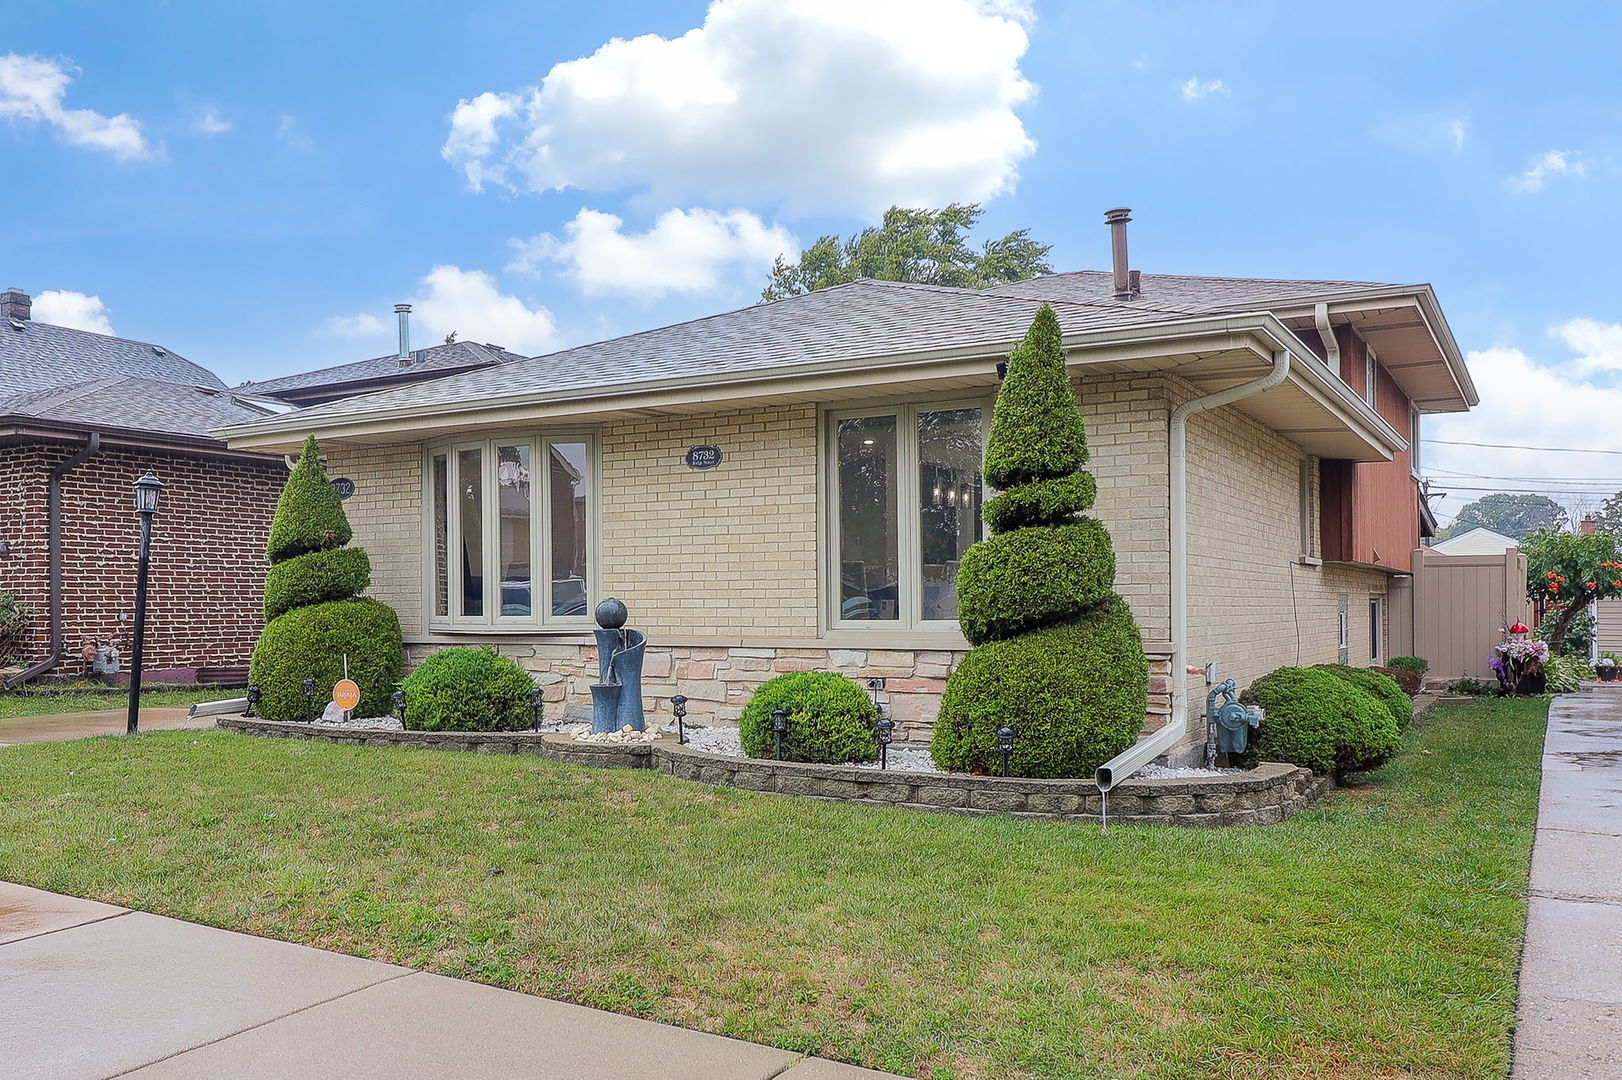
{"left": 1312, "top": 664, "right": 1414, "bottom": 731}
{"left": 249, "top": 435, "right": 403, "bottom": 722}
{"left": 933, "top": 304, "right": 1148, "bottom": 778}
{"left": 401, "top": 647, "right": 535, "bottom": 732}
{"left": 1239, "top": 666, "right": 1400, "bottom": 779}
{"left": 739, "top": 671, "right": 878, "bottom": 764}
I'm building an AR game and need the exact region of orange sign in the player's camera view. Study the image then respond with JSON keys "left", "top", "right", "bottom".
{"left": 332, "top": 679, "right": 361, "bottom": 712}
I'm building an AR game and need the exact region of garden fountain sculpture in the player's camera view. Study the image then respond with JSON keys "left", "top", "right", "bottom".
{"left": 590, "top": 597, "right": 646, "bottom": 733}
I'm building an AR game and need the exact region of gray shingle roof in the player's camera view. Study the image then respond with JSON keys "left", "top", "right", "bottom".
{"left": 0, "top": 376, "right": 285, "bottom": 440}
{"left": 987, "top": 270, "right": 1393, "bottom": 310}
{"left": 238, "top": 340, "right": 525, "bottom": 396}
{"left": 0, "top": 318, "right": 224, "bottom": 396}
{"left": 245, "top": 279, "right": 1208, "bottom": 427}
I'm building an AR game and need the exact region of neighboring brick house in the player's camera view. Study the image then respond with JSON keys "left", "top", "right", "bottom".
{"left": 0, "top": 287, "right": 292, "bottom": 684}
{"left": 218, "top": 210, "right": 1477, "bottom": 764}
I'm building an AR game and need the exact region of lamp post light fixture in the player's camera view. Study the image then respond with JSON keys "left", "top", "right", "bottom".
{"left": 528, "top": 687, "right": 543, "bottom": 732}
{"left": 245, "top": 684, "right": 261, "bottom": 718}
{"left": 996, "top": 725, "right": 1019, "bottom": 777}
{"left": 125, "top": 473, "right": 163, "bottom": 735}
{"left": 771, "top": 707, "right": 789, "bottom": 761}
{"left": 393, "top": 689, "right": 407, "bottom": 728}
{"left": 670, "top": 694, "right": 688, "bottom": 744}
{"left": 875, "top": 714, "right": 895, "bottom": 770}
{"left": 302, "top": 678, "right": 317, "bottom": 722}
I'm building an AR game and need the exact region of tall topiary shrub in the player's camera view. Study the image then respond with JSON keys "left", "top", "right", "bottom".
{"left": 932, "top": 304, "right": 1148, "bottom": 778}
{"left": 250, "top": 435, "right": 402, "bottom": 721}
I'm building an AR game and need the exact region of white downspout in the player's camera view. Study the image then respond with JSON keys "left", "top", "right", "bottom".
{"left": 1097, "top": 347, "right": 1292, "bottom": 791}
{"left": 1313, "top": 302, "right": 1340, "bottom": 370}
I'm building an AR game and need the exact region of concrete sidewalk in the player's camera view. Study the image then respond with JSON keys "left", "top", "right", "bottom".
{"left": 0, "top": 707, "right": 210, "bottom": 746}
{"left": 1514, "top": 690, "right": 1622, "bottom": 1078}
{"left": 0, "top": 883, "right": 902, "bottom": 1080}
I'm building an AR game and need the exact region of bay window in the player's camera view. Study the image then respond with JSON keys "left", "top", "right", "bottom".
{"left": 827, "top": 400, "right": 987, "bottom": 631}
{"left": 426, "top": 434, "right": 596, "bottom": 629}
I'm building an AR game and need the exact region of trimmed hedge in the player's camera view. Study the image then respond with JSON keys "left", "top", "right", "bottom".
{"left": 982, "top": 471, "right": 1096, "bottom": 533}
{"left": 1313, "top": 664, "right": 1414, "bottom": 731}
{"left": 266, "top": 434, "right": 352, "bottom": 563}
{"left": 739, "top": 671, "right": 878, "bottom": 765}
{"left": 263, "top": 546, "right": 372, "bottom": 620}
{"left": 1371, "top": 665, "right": 1421, "bottom": 697}
{"left": 982, "top": 304, "right": 1088, "bottom": 489}
{"left": 1239, "top": 666, "right": 1400, "bottom": 778}
{"left": 932, "top": 597, "right": 1147, "bottom": 778}
{"left": 955, "top": 519, "right": 1115, "bottom": 645}
{"left": 1387, "top": 655, "right": 1429, "bottom": 676}
{"left": 402, "top": 647, "right": 536, "bottom": 732}
{"left": 249, "top": 598, "right": 403, "bottom": 722}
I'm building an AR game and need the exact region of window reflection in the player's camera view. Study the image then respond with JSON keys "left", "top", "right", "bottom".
{"left": 458, "top": 448, "right": 483, "bottom": 617}
{"left": 837, "top": 415, "right": 899, "bottom": 621}
{"left": 549, "top": 442, "right": 589, "bottom": 616}
{"left": 497, "top": 445, "right": 531, "bottom": 616}
{"left": 918, "top": 408, "right": 982, "bottom": 621}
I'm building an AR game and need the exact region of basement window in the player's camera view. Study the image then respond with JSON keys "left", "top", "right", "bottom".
{"left": 425, "top": 433, "right": 597, "bottom": 630}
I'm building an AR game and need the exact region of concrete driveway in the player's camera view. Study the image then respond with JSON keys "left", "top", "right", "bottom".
{"left": 0, "top": 707, "right": 210, "bottom": 746}
{"left": 0, "top": 883, "right": 902, "bottom": 1080}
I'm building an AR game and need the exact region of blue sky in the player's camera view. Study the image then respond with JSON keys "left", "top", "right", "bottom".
{"left": 5, "top": 1, "right": 1620, "bottom": 523}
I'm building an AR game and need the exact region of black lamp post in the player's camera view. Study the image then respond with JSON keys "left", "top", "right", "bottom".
{"left": 125, "top": 472, "right": 163, "bottom": 735}
{"left": 245, "top": 684, "right": 261, "bottom": 718}
{"left": 528, "top": 687, "right": 543, "bottom": 732}
{"left": 996, "top": 725, "right": 1019, "bottom": 777}
{"left": 875, "top": 714, "right": 895, "bottom": 770}
{"left": 771, "top": 708, "right": 788, "bottom": 761}
{"left": 393, "top": 689, "right": 407, "bottom": 728}
{"left": 670, "top": 694, "right": 688, "bottom": 744}
{"left": 302, "top": 678, "right": 317, "bottom": 722}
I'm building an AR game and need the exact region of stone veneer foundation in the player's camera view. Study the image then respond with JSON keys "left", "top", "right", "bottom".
{"left": 215, "top": 715, "right": 1330, "bottom": 827}
{"left": 406, "top": 641, "right": 1176, "bottom": 745}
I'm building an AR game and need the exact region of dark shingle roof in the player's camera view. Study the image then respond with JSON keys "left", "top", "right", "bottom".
{"left": 0, "top": 376, "right": 286, "bottom": 440}
{"left": 239, "top": 340, "right": 525, "bottom": 396}
{"left": 0, "top": 318, "right": 224, "bottom": 396}
{"left": 247, "top": 279, "right": 1205, "bottom": 427}
{"left": 986, "top": 270, "right": 1392, "bottom": 310}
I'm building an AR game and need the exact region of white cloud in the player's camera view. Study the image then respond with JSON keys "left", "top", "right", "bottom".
{"left": 323, "top": 268, "right": 560, "bottom": 356}
{"left": 1179, "top": 77, "right": 1226, "bottom": 102}
{"left": 1450, "top": 117, "right": 1467, "bottom": 150}
{"left": 0, "top": 53, "right": 155, "bottom": 161}
{"left": 276, "top": 113, "right": 312, "bottom": 151}
{"left": 441, "top": 0, "right": 1037, "bottom": 214}
{"left": 1508, "top": 149, "right": 1584, "bottom": 193}
{"left": 510, "top": 207, "right": 797, "bottom": 296}
{"left": 32, "top": 289, "right": 115, "bottom": 334}
{"left": 193, "top": 107, "right": 231, "bottom": 135}
{"left": 1552, "top": 318, "right": 1622, "bottom": 376}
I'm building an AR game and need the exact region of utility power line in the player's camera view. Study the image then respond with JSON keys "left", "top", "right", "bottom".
{"left": 1425, "top": 438, "right": 1622, "bottom": 456}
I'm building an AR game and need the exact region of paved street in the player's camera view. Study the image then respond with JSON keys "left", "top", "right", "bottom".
{"left": 0, "top": 707, "right": 211, "bottom": 747}
{"left": 0, "top": 883, "right": 902, "bottom": 1080}
{"left": 1514, "top": 690, "right": 1622, "bottom": 1078}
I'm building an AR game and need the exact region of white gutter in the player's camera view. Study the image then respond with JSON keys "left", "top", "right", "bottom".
{"left": 1096, "top": 347, "right": 1292, "bottom": 792}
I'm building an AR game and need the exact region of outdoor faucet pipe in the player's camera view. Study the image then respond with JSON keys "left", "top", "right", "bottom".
{"left": 1097, "top": 348, "right": 1290, "bottom": 791}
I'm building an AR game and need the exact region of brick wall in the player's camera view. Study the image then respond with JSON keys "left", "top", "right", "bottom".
{"left": 0, "top": 442, "right": 284, "bottom": 677}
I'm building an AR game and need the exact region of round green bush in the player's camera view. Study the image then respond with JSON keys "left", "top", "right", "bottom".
{"left": 1387, "top": 655, "right": 1429, "bottom": 676}
{"left": 1239, "top": 667, "right": 1400, "bottom": 778}
{"left": 739, "top": 671, "right": 878, "bottom": 764}
{"left": 982, "top": 471, "right": 1096, "bottom": 533}
{"left": 1312, "top": 664, "right": 1413, "bottom": 731}
{"left": 249, "top": 597, "right": 403, "bottom": 722}
{"left": 264, "top": 546, "right": 372, "bottom": 620}
{"left": 955, "top": 519, "right": 1116, "bottom": 646}
{"left": 266, "top": 435, "right": 352, "bottom": 563}
{"left": 401, "top": 647, "right": 536, "bottom": 732}
{"left": 932, "top": 597, "right": 1148, "bottom": 778}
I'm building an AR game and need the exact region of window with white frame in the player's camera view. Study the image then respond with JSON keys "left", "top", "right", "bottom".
{"left": 826, "top": 400, "right": 988, "bottom": 630}
{"left": 426, "top": 434, "right": 596, "bottom": 629}
{"left": 1365, "top": 345, "right": 1378, "bottom": 403}
{"left": 1369, "top": 597, "right": 1382, "bottom": 662}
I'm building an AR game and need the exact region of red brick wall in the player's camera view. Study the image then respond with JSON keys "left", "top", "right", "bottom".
{"left": 0, "top": 442, "right": 285, "bottom": 677}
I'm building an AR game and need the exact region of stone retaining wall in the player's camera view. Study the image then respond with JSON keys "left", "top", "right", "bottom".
{"left": 216, "top": 716, "right": 1329, "bottom": 826}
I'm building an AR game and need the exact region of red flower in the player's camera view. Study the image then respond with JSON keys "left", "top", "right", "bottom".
{"left": 1588, "top": 582, "right": 1598, "bottom": 589}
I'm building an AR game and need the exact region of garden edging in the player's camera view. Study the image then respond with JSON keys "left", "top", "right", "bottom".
{"left": 214, "top": 715, "right": 1332, "bottom": 826}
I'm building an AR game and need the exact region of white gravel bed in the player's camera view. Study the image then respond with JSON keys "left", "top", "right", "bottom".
{"left": 1136, "top": 763, "right": 1242, "bottom": 779}
{"left": 310, "top": 714, "right": 405, "bottom": 731}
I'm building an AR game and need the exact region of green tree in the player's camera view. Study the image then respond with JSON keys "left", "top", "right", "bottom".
{"left": 760, "top": 203, "right": 1052, "bottom": 301}
{"left": 931, "top": 304, "right": 1148, "bottom": 778}
{"left": 1521, "top": 528, "right": 1622, "bottom": 652}
{"left": 250, "top": 435, "right": 403, "bottom": 721}
{"left": 1440, "top": 493, "right": 1567, "bottom": 541}
{"left": 1592, "top": 490, "right": 1622, "bottom": 536}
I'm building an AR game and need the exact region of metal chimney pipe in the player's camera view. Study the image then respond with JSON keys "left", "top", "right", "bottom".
{"left": 394, "top": 303, "right": 412, "bottom": 365}
{"left": 1105, "top": 207, "right": 1134, "bottom": 299}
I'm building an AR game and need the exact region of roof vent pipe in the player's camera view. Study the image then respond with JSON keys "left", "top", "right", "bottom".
{"left": 395, "top": 303, "right": 412, "bottom": 367}
{"left": 1105, "top": 208, "right": 1137, "bottom": 299}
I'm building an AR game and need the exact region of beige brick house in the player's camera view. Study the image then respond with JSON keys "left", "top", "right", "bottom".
{"left": 218, "top": 215, "right": 1476, "bottom": 763}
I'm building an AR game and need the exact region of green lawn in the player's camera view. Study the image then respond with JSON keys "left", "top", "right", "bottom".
{"left": 0, "top": 697, "right": 1545, "bottom": 1080}
{"left": 0, "top": 686, "right": 230, "bottom": 719}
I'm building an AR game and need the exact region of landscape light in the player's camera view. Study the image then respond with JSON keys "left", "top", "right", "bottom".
{"left": 245, "top": 684, "right": 261, "bottom": 718}
{"left": 996, "top": 725, "right": 1019, "bottom": 777}
{"left": 671, "top": 694, "right": 688, "bottom": 744}
{"left": 528, "top": 687, "right": 543, "bottom": 732}
{"left": 771, "top": 708, "right": 789, "bottom": 761}
{"left": 876, "top": 714, "right": 895, "bottom": 770}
